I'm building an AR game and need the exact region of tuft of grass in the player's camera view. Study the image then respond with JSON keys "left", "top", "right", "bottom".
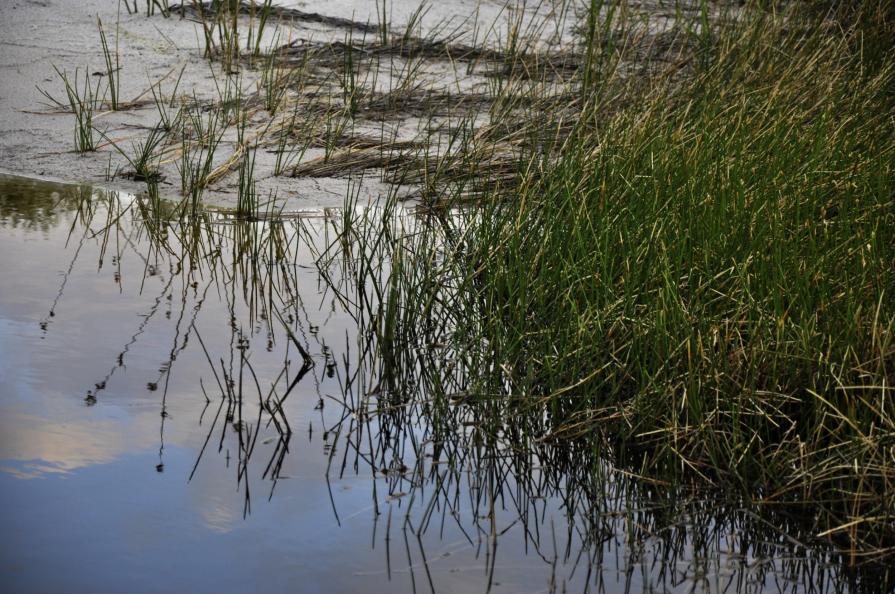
{"left": 99, "top": 122, "right": 168, "bottom": 182}
{"left": 246, "top": 0, "right": 274, "bottom": 58}
{"left": 236, "top": 142, "right": 258, "bottom": 217}
{"left": 147, "top": 65, "right": 186, "bottom": 132}
{"left": 259, "top": 35, "right": 291, "bottom": 115}
{"left": 39, "top": 67, "right": 101, "bottom": 153}
{"left": 97, "top": 16, "right": 120, "bottom": 111}
{"left": 176, "top": 102, "right": 225, "bottom": 215}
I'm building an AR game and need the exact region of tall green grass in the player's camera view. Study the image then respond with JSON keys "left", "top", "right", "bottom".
{"left": 420, "top": 2, "right": 895, "bottom": 556}
{"left": 339, "top": 1, "right": 895, "bottom": 559}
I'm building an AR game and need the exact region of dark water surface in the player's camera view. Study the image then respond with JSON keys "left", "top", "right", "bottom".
{"left": 0, "top": 175, "right": 881, "bottom": 593}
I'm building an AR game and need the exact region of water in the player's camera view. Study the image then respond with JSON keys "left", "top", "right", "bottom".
{"left": 0, "top": 174, "right": 883, "bottom": 593}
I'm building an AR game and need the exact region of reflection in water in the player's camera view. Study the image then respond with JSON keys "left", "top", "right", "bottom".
{"left": 0, "top": 174, "right": 889, "bottom": 593}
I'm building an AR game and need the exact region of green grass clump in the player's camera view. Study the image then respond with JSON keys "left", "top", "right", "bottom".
{"left": 39, "top": 67, "right": 100, "bottom": 153}
{"left": 393, "top": 3, "right": 893, "bottom": 557}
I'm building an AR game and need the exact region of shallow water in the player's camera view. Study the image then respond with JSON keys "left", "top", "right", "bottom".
{"left": 0, "top": 174, "right": 883, "bottom": 594}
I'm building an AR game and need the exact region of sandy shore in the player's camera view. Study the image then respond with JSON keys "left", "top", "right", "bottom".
{"left": 0, "top": 0, "right": 568, "bottom": 210}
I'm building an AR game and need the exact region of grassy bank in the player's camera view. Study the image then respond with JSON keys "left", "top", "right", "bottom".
{"left": 358, "top": 1, "right": 894, "bottom": 560}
